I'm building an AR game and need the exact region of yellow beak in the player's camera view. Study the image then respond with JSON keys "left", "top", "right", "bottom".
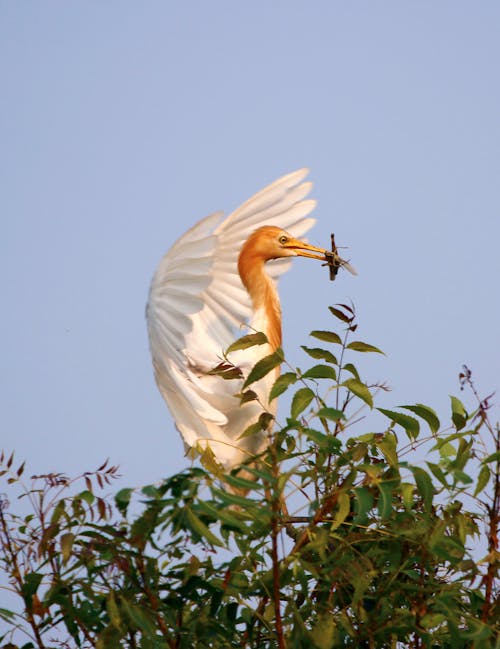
{"left": 285, "top": 238, "right": 329, "bottom": 261}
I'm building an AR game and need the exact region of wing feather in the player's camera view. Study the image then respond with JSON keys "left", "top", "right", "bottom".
{"left": 147, "top": 169, "right": 318, "bottom": 468}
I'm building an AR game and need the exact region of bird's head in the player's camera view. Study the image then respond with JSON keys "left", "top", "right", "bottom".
{"left": 243, "top": 226, "right": 328, "bottom": 262}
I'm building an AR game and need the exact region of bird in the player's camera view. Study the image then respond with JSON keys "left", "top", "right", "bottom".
{"left": 146, "top": 169, "right": 355, "bottom": 472}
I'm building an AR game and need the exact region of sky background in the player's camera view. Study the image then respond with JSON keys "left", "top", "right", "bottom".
{"left": 1, "top": 2, "right": 499, "bottom": 494}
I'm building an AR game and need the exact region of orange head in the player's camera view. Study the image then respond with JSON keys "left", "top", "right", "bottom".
{"left": 239, "top": 226, "right": 328, "bottom": 263}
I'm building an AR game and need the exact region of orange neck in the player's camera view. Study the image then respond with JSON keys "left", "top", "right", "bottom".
{"left": 238, "top": 248, "right": 282, "bottom": 350}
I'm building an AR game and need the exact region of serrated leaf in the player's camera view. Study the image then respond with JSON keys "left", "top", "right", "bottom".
{"left": 185, "top": 509, "right": 223, "bottom": 547}
{"left": 401, "top": 404, "right": 440, "bottom": 434}
{"left": 224, "top": 473, "right": 260, "bottom": 492}
{"left": 302, "top": 364, "right": 337, "bottom": 380}
{"left": 346, "top": 341, "right": 384, "bottom": 354}
{"left": 376, "top": 437, "right": 398, "bottom": 467}
{"left": 198, "top": 446, "right": 224, "bottom": 476}
{"left": 310, "top": 330, "right": 342, "bottom": 345}
{"left": 328, "top": 306, "right": 353, "bottom": 323}
{"left": 317, "top": 407, "right": 345, "bottom": 421}
{"left": 450, "top": 395, "right": 467, "bottom": 431}
{"left": 409, "top": 466, "right": 434, "bottom": 511}
{"left": 474, "top": 465, "right": 490, "bottom": 496}
{"left": 211, "top": 486, "right": 257, "bottom": 510}
{"left": 301, "top": 346, "right": 338, "bottom": 364}
{"left": 426, "top": 462, "right": 449, "bottom": 487}
{"left": 291, "top": 387, "right": 315, "bottom": 419}
{"left": 226, "top": 332, "right": 268, "bottom": 354}
{"left": 243, "top": 349, "right": 284, "bottom": 388}
{"left": 238, "top": 412, "right": 273, "bottom": 440}
{"left": 60, "top": 533, "right": 74, "bottom": 564}
{"left": 378, "top": 408, "right": 420, "bottom": 440}
{"left": 331, "top": 492, "right": 351, "bottom": 530}
{"left": 343, "top": 378, "right": 373, "bottom": 408}
{"left": 270, "top": 372, "right": 297, "bottom": 401}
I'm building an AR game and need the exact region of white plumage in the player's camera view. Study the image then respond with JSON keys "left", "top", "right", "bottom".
{"left": 147, "top": 169, "right": 326, "bottom": 469}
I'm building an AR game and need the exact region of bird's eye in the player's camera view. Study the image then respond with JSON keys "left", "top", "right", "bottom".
{"left": 279, "top": 235, "right": 288, "bottom": 245}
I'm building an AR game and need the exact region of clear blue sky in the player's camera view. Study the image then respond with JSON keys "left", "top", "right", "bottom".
{"left": 1, "top": 2, "right": 499, "bottom": 490}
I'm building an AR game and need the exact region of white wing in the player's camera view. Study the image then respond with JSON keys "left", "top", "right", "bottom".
{"left": 146, "top": 169, "right": 316, "bottom": 468}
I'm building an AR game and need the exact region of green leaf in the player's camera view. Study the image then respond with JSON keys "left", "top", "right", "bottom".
{"left": 376, "top": 436, "right": 398, "bottom": 467}
{"left": 310, "top": 330, "right": 342, "bottom": 345}
{"left": 301, "top": 346, "right": 338, "bottom": 364}
{"left": 426, "top": 462, "right": 449, "bottom": 488}
{"left": 450, "top": 395, "right": 467, "bottom": 430}
{"left": 331, "top": 492, "right": 351, "bottom": 530}
{"left": 353, "top": 487, "right": 374, "bottom": 525}
{"left": 106, "top": 592, "right": 123, "bottom": 630}
{"left": 343, "top": 378, "right": 373, "bottom": 408}
{"left": 243, "top": 349, "right": 284, "bottom": 388}
{"left": 400, "top": 482, "right": 414, "bottom": 509}
{"left": 342, "top": 362, "right": 360, "bottom": 380}
{"left": 120, "top": 598, "right": 155, "bottom": 634}
{"left": 378, "top": 408, "right": 420, "bottom": 440}
{"left": 303, "top": 428, "right": 327, "bottom": 446}
{"left": 0, "top": 607, "right": 15, "bottom": 622}
{"left": 269, "top": 372, "right": 297, "bottom": 401}
{"left": 328, "top": 306, "right": 353, "bottom": 323}
{"left": 238, "top": 412, "right": 273, "bottom": 440}
{"left": 310, "top": 614, "right": 336, "bottom": 649}
{"left": 346, "top": 341, "right": 384, "bottom": 354}
{"left": 226, "top": 332, "right": 268, "bottom": 354}
{"left": 317, "top": 407, "right": 345, "bottom": 421}
{"left": 420, "top": 613, "right": 446, "bottom": 630}
{"left": 409, "top": 466, "right": 434, "bottom": 511}
{"left": 291, "top": 387, "right": 315, "bottom": 419}
{"left": 21, "top": 573, "right": 43, "bottom": 601}
{"left": 60, "top": 533, "right": 75, "bottom": 564}
{"left": 484, "top": 451, "right": 500, "bottom": 464}
{"left": 302, "top": 364, "right": 337, "bottom": 380}
{"left": 377, "top": 482, "right": 393, "bottom": 519}
{"left": 115, "top": 488, "right": 133, "bottom": 515}
{"left": 78, "top": 489, "right": 95, "bottom": 505}
{"left": 185, "top": 509, "right": 224, "bottom": 547}
{"left": 197, "top": 501, "right": 247, "bottom": 531}
{"left": 224, "top": 473, "right": 260, "bottom": 492}
{"left": 211, "top": 487, "right": 257, "bottom": 510}
{"left": 401, "top": 404, "right": 440, "bottom": 434}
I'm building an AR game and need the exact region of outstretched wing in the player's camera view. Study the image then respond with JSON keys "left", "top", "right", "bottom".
{"left": 146, "top": 168, "right": 316, "bottom": 467}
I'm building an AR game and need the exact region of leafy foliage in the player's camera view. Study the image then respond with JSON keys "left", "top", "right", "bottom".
{"left": 0, "top": 305, "right": 498, "bottom": 648}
